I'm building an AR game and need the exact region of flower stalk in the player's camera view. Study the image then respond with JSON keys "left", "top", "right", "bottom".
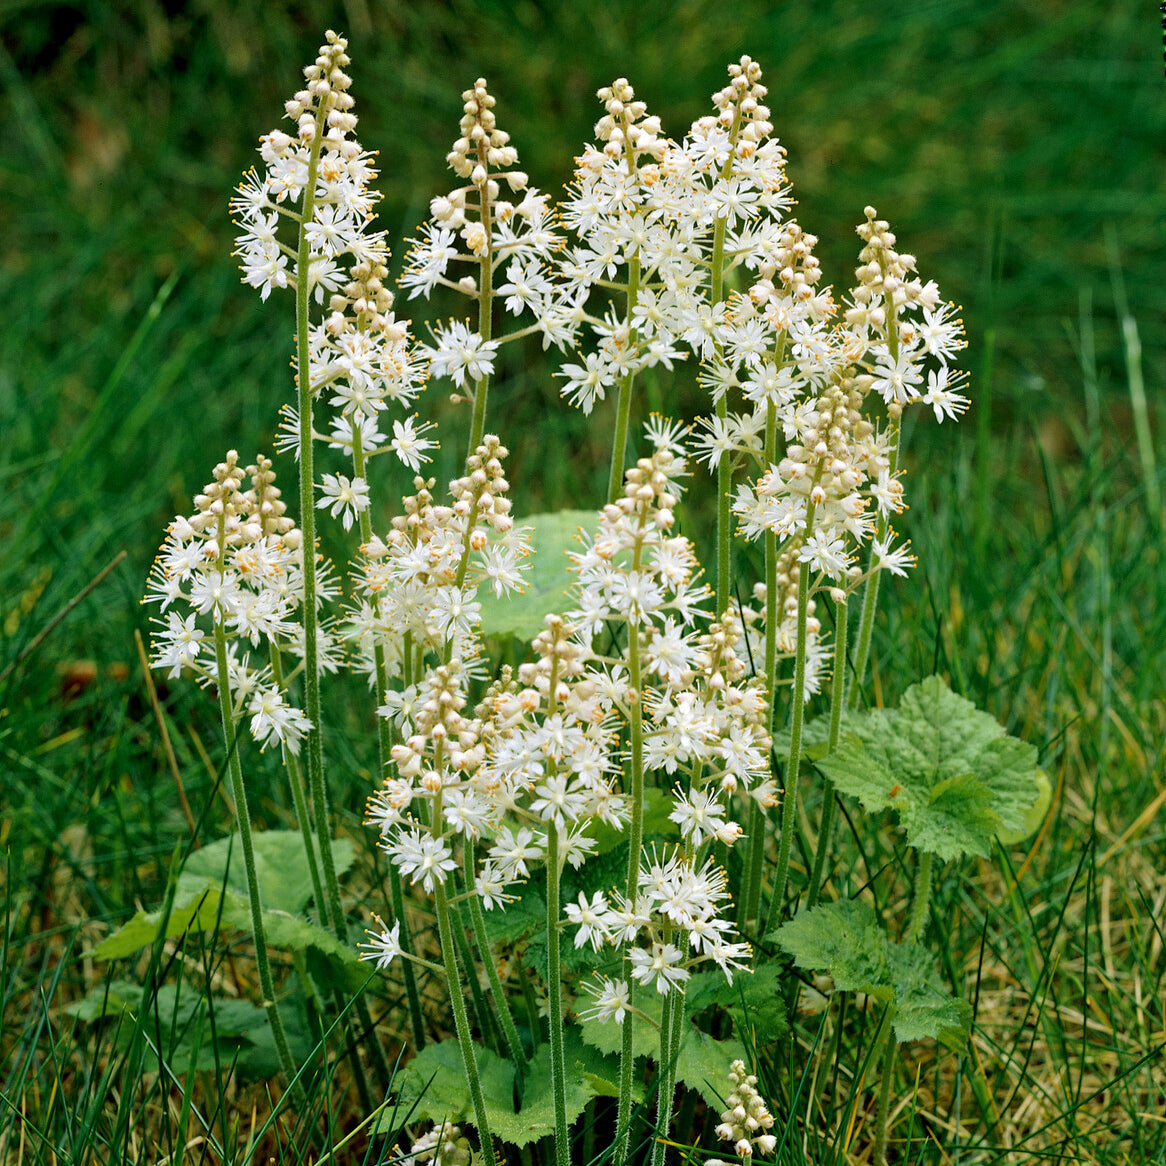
{"left": 212, "top": 619, "right": 302, "bottom": 1103}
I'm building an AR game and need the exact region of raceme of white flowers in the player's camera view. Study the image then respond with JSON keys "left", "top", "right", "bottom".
{"left": 144, "top": 453, "right": 321, "bottom": 756}
{"left": 230, "top": 31, "right": 434, "bottom": 515}
{"left": 147, "top": 31, "right": 970, "bottom": 1164}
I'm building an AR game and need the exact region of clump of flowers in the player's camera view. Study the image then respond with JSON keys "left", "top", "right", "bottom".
{"left": 143, "top": 32, "right": 993, "bottom": 1166}
{"left": 403, "top": 78, "right": 570, "bottom": 455}
{"left": 144, "top": 452, "right": 320, "bottom": 754}
{"left": 706, "top": 1059, "right": 778, "bottom": 1162}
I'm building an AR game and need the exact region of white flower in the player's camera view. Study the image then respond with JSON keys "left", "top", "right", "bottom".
{"left": 424, "top": 321, "right": 498, "bottom": 387}
{"left": 358, "top": 917, "right": 401, "bottom": 969}
{"left": 922, "top": 365, "right": 970, "bottom": 423}
{"left": 316, "top": 473, "right": 370, "bottom": 531}
{"left": 247, "top": 685, "right": 312, "bottom": 753}
{"left": 629, "top": 942, "right": 690, "bottom": 994}
{"left": 389, "top": 416, "right": 437, "bottom": 471}
{"left": 152, "top": 611, "right": 205, "bottom": 677}
{"left": 565, "top": 891, "right": 612, "bottom": 950}
{"left": 668, "top": 788, "right": 729, "bottom": 846}
{"left": 388, "top": 828, "right": 459, "bottom": 893}
{"left": 579, "top": 977, "right": 631, "bottom": 1025}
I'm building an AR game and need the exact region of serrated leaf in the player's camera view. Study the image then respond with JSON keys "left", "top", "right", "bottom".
{"left": 392, "top": 1035, "right": 598, "bottom": 1148}
{"left": 478, "top": 510, "right": 594, "bottom": 643}
{"left": 772, "top": 899, "right": 892, "bottom": 999}
{"left": 394, "top": 1038, "right": 515, "bottom": 1127}
{"left": 676, "top": 1027, "right": 748, "bottom": 1109}
{"left": 686, "top": 963, "right": 788, "bottom": 1043}
{"left": 491, "top": 1037, "right": 596, "bottom": 1147}
{"left": 817, "top": 675, "right": 1041, "bottom": 860}
{"left": 181, "top": 830, "right": 354, "bottom": 915}
{"left": 776, "top": 901, "right": 971, "bottom": 1049}
{"left": 887, "top": 944, "right": 973, "bottom": 1047}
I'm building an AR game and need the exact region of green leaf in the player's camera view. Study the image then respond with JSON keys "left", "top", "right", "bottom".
{"left": 817, "top": 675, "right": 1042, "bottom": 860}
{"left": 772, "top": 899, "right": 893, "bottom": 1000}
{"left": 181, "top": 830, "right": 354, "bottom": 915}
{"left": 391, "top": 1035, "right": 599, "bottom": 1148}
{"left": 66, "top": 980, "right": 280, "bottom": 1074}
{"left": 887, "top": 944, "right": 974, "bottom": 1047}
{"left": 775, "top": 901, "right": 970, "bottom": 1049}
{"left": 91, "top": 883, "right": 229, "bottom": 960}
{"left": 393, "top": 1037, "right": 515, "bottom": 1126}
{"left": 676, "top": 1027, "right": 748, "bottom": 1109}
{"left": 477, "top": 510, "right": 594, "bottom": 643}
{"left": 579, "top": 990, "right": 661, "bottom": 1060}
{"left": 996, "top": 766, "right": 1052, "bottom": 845}
{"left": 685, "top": 963, "right": 789, "bottom": 1044}
{"left": 91, "top": 876, "right": 365, "bottom": 992}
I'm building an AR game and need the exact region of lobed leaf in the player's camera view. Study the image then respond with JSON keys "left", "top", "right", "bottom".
{"left": 775, "top": 900, "right": 971, "bottom": 1049}
{"left": 817, "top": 675, "right": 1043, "bottom": 860}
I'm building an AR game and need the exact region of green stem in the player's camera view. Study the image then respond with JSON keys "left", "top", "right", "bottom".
{"left": 650, "top": 978, "right": 686, "bottom": 1166}
{"left": 351, "top": 426, "right": 426, "bottom": 1051}
{"left": 466, "top": 841, "right": 525, "bottom": 1066}
{"left": 212, "top": 620, "right": 302, "bottom": 1103}
{"left": 546, "top": 824, "right": 570, "bottom": 1166}
{"left": 615, "top": 620, "right": 646, "bottom": 1166}
{"left": 766, "top": 509, "right": 815, "bottom": 932}
{"left": 607, "top": 253, "right": 642, "bottom": 503}
{"left": 269, "top": 646, "right": 327, "bottom": 925}
{"left": 740, "top": 398, "right": 780, "bottom": 928}
{"left": 872, "top": 1006, "right": 898, "bottom": 1166}
{"left": 466, "top": 170, "right": 494, "bottom": 461}
{"left": 294, "top": 102, "right": 347, "bottom": 944}
{"left": 905, "top": 849, "right": 933, "bottom": 945}
{"left": 709, "top": 116, "right": 740, "bottom": 614}
{"left": 806, "top": 596, "right": 848, "bottom": 908}
{"left": 435, "top": 882, "right": 498, "bottom": 1166}
{"left": 650, "top": 988, "right": 676, "bottom": 1166}
{"left": 848, "top": 428, "right": 901, "bottom": 708}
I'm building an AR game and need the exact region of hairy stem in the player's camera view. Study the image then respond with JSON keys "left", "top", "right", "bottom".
{"left": 434, "top": 881, "right": 497, "bottom": 1166}
{"left": 351, "top": 426, "right": 426, "bottom": 1051}
{"left": 466, "top": 841, "right": 525, "bottom": 1066}
{"left": 546, "top": 824, "right": 570, "bottom": 1166}
{"left": 806, "top": 595, "right": 848, "bottom": 908}
{"left": 615, "top": 621, "right": 646, "bottom": 1166}
{"left": 212, "top": 620, "right": 302, "bottom": 1103}
{"left": 766, "top": 504, "right": 816, "bottom": 931}
{"left": 294, "top": 103, "right": 347, "bottom": 943}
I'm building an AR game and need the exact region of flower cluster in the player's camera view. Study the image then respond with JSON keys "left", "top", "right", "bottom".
{"left": 576, "top": 844, "right": 753, "bottom": 1005}
{"left": 706, "top": 1060, "right": 778, "bottom": 1162}
{"left": 403, "top": 78, "right": 571, "bottom": 397}
{"left": 555, "top": 59, "right": 794, "bottom": 415}
{"left": 406, "top": 1121, "right": 475, "bottom": 1166}
{"left": 730, "top": 206, "right": 968, "bottom": 598}
{"left": 143, "top": 453, "right": 323, "bottom": 753}
{"left": 346, "top": 436, "right": 530, "bottom": 684}
{"left": 231, "top": 30, "right": 432, "bottom": 518}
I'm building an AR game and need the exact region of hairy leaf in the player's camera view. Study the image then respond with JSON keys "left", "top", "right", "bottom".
{"left": 775, "top": 900, "right": 970, "bottom": 1049}
{"left": 817, "top": 675, "right": 1041, "bottom": 860}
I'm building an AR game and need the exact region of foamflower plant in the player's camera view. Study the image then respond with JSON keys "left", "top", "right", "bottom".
{"left": 135, "top": 32, "right": 1048, "bottom": 1166}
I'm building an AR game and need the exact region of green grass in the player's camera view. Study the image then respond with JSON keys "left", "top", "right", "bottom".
{"left": 1, "top": 1, "right": 1164, "bottom": 1162}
